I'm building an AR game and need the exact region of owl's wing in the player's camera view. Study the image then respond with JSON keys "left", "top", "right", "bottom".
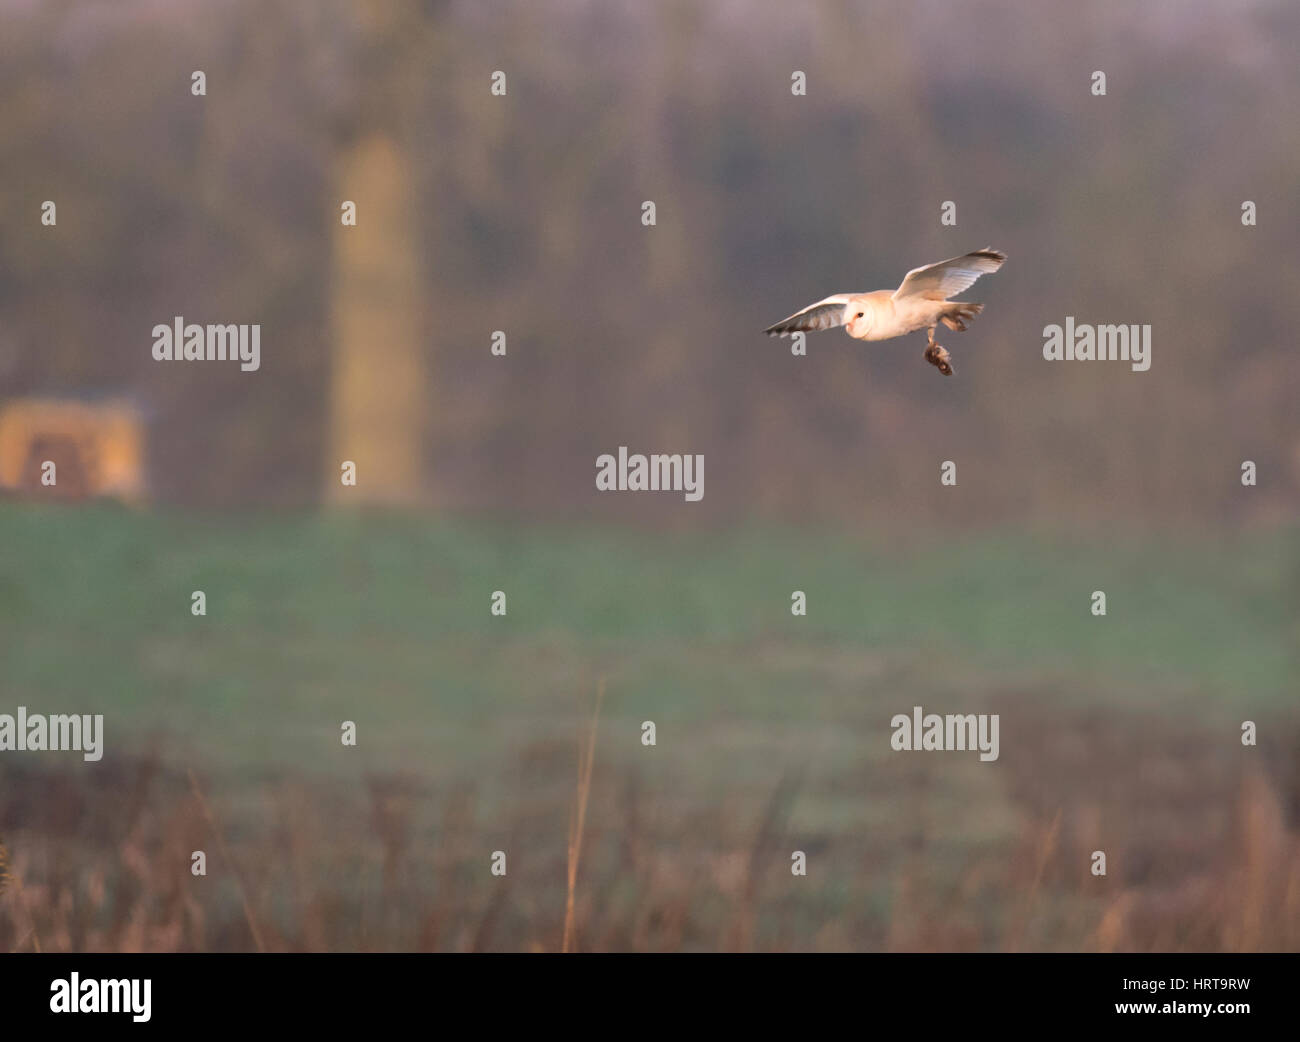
{"left": 763, "top": 295, "right": 853, "bottom": 336}
{"left": 893, "top": 249, "right": 1006, "bottom": 302}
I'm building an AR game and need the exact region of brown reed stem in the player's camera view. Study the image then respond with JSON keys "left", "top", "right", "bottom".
{"left": 188, "top": 768, "right": 266, "bottom": 952}
{"left": 563, "top": 678, "right": 604, "bottom": 953}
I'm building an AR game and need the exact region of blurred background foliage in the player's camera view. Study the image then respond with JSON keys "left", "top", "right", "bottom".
{"left": 1, "top": 0, "right": 1296, "bottom": 525}
{"left": 1, "top": 0, "right": 1298, "bottom": 953}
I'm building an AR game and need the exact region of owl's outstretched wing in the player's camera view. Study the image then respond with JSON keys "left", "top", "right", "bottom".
{"left": 893, "top": 249, "right": 1006, "bottom": 302}
{"left": 763, "top": 295, "right": 852, "bottom": 336}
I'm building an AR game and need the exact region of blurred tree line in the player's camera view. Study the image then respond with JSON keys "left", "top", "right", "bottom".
{"left": 1, "top": 0, "right": 1297, "bottom": 527}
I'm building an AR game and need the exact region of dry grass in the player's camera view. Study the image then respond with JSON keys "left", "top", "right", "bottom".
{"left": 0, "top": 701, "right": 1296, "bottom": 953}
{"left": 0, "top": 831, "right": 41, "bottom": 952}
{"left": 187, "top": 769, "right": 266, "bottom": 953}
{"left": 562, "top": 679, "right": 604, "bottom": 953}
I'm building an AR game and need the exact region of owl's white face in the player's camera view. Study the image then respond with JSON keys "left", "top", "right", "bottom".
{"left": 846, "top": 303, "right": 872, "bottom": 338}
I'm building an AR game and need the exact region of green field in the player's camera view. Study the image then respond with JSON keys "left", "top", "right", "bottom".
{"left": 0, "top": 504, "right": 1295, "bottom": 951}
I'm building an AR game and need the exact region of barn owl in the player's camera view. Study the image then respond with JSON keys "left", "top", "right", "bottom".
{"left": 764, "top": 249, "right": 1006, "bottom": 375}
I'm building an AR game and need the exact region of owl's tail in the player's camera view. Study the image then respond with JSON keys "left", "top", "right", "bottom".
{"left": 940, "top": 301, "right": 983, "bottom": 332}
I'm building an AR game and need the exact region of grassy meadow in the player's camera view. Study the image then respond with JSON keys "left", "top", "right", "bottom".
{"left": 0, "top": 503, "right": 1296, "bottom": 951}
